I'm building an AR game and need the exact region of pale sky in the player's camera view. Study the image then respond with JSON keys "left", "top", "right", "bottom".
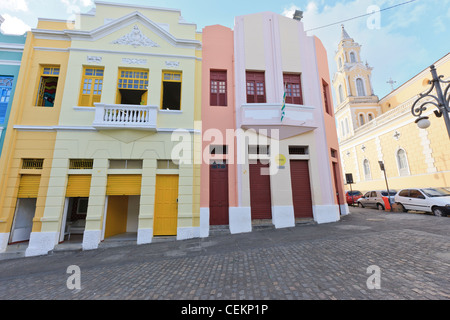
{"left": 1, "top": 0, "right": 449, "bottom": 101}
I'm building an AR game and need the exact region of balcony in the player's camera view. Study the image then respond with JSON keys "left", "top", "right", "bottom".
{"left": 92, "top": 104, "right": 158, "bottom": 131}
{"left": 240, "top": 103, "right": 318, "bottom": 139}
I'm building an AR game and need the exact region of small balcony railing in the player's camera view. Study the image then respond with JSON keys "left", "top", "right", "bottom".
{"left": 92, "top": 104, "right": 158, "bottom": 130}
{"left": 240, "top": 103, "right": 318, "bottom": 138}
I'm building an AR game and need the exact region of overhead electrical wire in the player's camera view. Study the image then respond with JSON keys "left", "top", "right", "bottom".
{"left": 304, "top": 0, "right": 418, "bottom": 32}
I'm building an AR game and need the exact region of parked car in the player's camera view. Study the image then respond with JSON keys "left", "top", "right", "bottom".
{"left": 346, "top": 190, "right": 363, "bottom": 205}
{"left": 357, "top": 190, "right": 397, "bottom": 211}
{"left": 394, "top": 188, "right": 450, "bottom": 217}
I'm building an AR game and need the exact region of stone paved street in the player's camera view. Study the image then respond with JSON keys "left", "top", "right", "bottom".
{"left": 0, "top": 207, "right": 449, "bottom": 303}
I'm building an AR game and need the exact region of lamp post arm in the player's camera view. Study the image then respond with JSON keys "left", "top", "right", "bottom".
{"left": 411, "top": 97, "right": 440, "bottom": 117}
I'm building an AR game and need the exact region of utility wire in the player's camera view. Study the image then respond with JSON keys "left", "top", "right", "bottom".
{"left": 304, "top": 0, "right": 418, "bottom": 32}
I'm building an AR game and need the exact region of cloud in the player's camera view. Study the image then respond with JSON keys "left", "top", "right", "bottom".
{"left": 60, "top": 0, "right": 93, "bottom": 8}
{"left": 0, "top": 14, "right": 31, "bottom": 35}
{"left": 0, "top": 0, "right": 29, "bottom": 12}
{"left": 281, "top": 4, "right": 302, "bottom": 19}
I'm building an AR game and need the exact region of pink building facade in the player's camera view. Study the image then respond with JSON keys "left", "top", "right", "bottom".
{"left": 201, "top": 12, "right": 347, "bottom": 236}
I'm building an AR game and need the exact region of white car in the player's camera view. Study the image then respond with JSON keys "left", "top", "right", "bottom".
{"left": 394, "top": 188, "right": 450, "bottom": 217}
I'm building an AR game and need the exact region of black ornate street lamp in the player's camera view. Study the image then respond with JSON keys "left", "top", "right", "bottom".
{"left": 411, "top": 65, "right": 450, "bottom": 138}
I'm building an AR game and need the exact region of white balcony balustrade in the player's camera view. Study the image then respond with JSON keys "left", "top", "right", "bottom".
{"left": 92, "top": 103, "right": 158, "bottom": 130}
{"left": 240, "top": 103, "right": 318, "bottom": 139}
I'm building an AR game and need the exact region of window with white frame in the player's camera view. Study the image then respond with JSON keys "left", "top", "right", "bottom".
{"left": 396, "top": 149, "right": 410, "bottom": 176}
{"left": 350, "top": 52, "right": 356, "bottom": 63}
{"left": 363, "top": 159, "right": 371, "bottom": 180}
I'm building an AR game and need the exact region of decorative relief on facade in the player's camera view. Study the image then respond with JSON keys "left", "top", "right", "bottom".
{"left": 165, "top": 61, "right": 180, "bottom": 68}
{"left": 87, "top": 56, "right": 102, "bottom": 63}
{"left": 111, "top": 25, "right": 160, "bottom": 48}
{"left": 122, "top": 58, "right": 147, "bottom": 65}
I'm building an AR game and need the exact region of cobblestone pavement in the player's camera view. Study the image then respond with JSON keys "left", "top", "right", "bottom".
{"left": 0, "top": 207, "right": 449, "bottom": 302}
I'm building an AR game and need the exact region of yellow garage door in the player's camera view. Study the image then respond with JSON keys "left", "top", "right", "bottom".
{"left": 66, "top": 175, "right": 92, "bottom": 198}
{"left": 154, "top": 175, "right": 179, "bottom": 236}
{"left": 104, "top": 196, "right": 128, "bottom": 239}
{"left": 106, "top": 175, "right": 142, "bottom": 196}
{"left": 17, "top": 175, "right": 41, "bottom": 199}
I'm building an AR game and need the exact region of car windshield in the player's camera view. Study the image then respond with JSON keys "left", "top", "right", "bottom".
{"left": 348, "top": 191, "right": 362, "bottom": 196}
{"left": 421, "top": 188, "right": 450, "bottom": 197}
{"left": 381, "top": 191, "right": 397, "bottom": 196}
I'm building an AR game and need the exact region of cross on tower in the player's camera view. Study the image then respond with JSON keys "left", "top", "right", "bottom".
{"left": 387, "top": 77, "right": 397, "bottom": 91}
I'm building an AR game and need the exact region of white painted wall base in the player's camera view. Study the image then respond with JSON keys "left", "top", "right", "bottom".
{"left": 0, "top": 233, "right": 9, "bottom": 253}
{"left": 229, "top": 207, "right": 252, "bottom": 234}
{"left": 272, "top": 206, "right": 295, "bottom": 229}
{"left": 340, "top": 204, "right": 350, "bottom": 215}
{"left": 137, "top": 228, "right": 153, "bottom": 245}
{"left": 25, "top": 232, "right": 58, "bottom": 257}
{"left": 313, "top": 205, "right": 341, "bottom": 224}
{"left": 177, "top": 227, "right": 200, "bottom": 241}
{"left": 200, "top": 207, "right": 210, "bottom": 238}
{"left": 82, "top": 230, "right": 101, "bottom": 251}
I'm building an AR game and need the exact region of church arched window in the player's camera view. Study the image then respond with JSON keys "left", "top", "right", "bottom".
{"left": 356, "top": 78, "right": 365, "bottom": 96}
{"left": 338, "top": 85, "right": 344, "bottom": 103}
{"left": 350, "top": 52, "right": 356, "bottom": 63}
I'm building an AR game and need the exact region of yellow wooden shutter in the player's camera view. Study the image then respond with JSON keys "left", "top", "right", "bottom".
{"left": 66, "top": 175, "right": 92, "bottom": 198}
{"left": 18, "top": 175, "right": 41, "bottom": 198}
{"left": 106, "top": 175, "right": 142, "bottom": 196}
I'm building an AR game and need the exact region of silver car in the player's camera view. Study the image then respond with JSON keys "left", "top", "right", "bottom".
{"left": 357, "top": 190, "right": 397, "bottom": 210}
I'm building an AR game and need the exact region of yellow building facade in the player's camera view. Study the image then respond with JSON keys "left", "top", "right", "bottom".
{"left": 334, "top": 26, "right": 450, "bottom": 194}
{"left": 0, "top": 2, "right": 202, "bottom": 256}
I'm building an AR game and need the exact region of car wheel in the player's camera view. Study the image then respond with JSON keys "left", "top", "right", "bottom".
{"left": 398, "top": 203, "right": 407, "bottom": 212}
{"left": 432, "top": 207, "right": 445, "bottom": 217}
{"left": 358, "top": 202, "right": 364, "bottom": 208}
{"left": 377, "top": 203, "right": 384, "bottom": 211}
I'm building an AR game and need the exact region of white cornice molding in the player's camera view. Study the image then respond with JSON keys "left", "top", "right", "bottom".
{"left": 34, "top": 46, "right": 69, "bottom": 52}
{"left": 0, "top": 59, "right": 21, "bottom": 66}
{"left": 33, "top": 45, "right": 202, "bottom": 61}
{"left": 31, "top": 29, "right": 70, "bottom": 41}
{"left": 13, "top": 124, "right": 200, "bottom": 133}
{"left": 0, "top": 42, "right": 25, "bottom": 52}
{"left": 68, "top": 47, "right": 201, "bottom": 61}
{"left": 38, "top": 18, "right": 75, "bottom": 23}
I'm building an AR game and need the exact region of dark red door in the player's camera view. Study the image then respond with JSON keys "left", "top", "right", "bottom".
{"left": 290, "top": 160, "right": 313, "bottom": 218}
{"left": 332, "top": 162, "right": 342, "bottom": 214}
{"left": 209, "top": 163, "right": 229, "bottom": 225}
{"left": 249, "top": 161, "right": 272, "bottom": 219}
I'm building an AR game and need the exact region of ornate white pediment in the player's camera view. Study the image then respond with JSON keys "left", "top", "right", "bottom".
{"left": 111, "top": 25, "right": 160, "bottom": 48}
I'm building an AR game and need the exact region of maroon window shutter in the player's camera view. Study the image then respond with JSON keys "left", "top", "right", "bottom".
{"left": 210, "top": 79, "right": 218, "bottom": 106}
{"left": 283, "top": 74, "right": 303, "bottom": 105}
{"left": 246, "top": 71, "right": 266, "bottom": 103}
{"left": 322, "top": 80, "right": 331, "bottom": 114}
{"left": 210, "top": 70, "right": 227, "bottom": 106}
